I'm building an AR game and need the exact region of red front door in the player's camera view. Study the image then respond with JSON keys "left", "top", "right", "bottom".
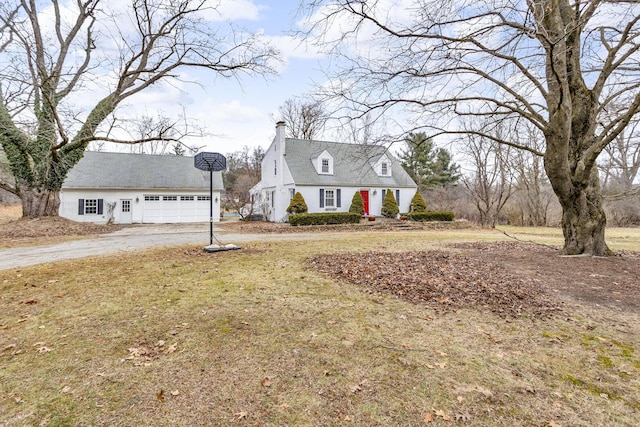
{"left": 360, "top": 190, "right": 369, "bottom": 215}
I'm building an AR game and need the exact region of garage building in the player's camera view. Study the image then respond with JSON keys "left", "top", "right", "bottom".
{"left": 60, "top": 151, "right": 223, "bottom": 224}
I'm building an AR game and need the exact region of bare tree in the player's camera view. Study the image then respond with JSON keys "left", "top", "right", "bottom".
{"left": 0, "top": 0, "right": 278, "bottom": 217}
{"left": 462, "top": 134, "right": 516, "bottom": 227}
{"left": 301, "top": 0, "right": 640, "bottom": 255}
{"left": 278, "top": 97, "right": 327, "bottom": 140}
{"left": 222, "top": 146, "right": 264, "bottom": 219}
{"left": 600, "top": 117, "right": 640, "bottom": 193}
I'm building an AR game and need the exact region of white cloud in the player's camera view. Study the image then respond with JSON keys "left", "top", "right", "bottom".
{"left": 199, "top": 0, "right": 265, "bottom": 22}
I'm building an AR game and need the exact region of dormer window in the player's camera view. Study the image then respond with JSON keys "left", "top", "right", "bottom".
{"left": 315, "top": 151, "right": 334, "bottom": 175}
{"left": 376, "top": 156, "right": 392, "bottom": 177}
{"left": 321, "top": 159, "right": 330, "bottom": 173}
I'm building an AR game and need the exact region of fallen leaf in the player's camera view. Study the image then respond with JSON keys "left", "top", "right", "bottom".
{"left": 156, "top": 390, "right": 164, "bottom": 401}
{"left": 36, "top": 347, "right": 52, "bottom": 354}
{"left": 434, "top": 409, "right": 451, "bottom": 421}
{"left": 423, "top": 413, "right": 433, "bottom": 422}
{"left": 435, "top": 362, "right": 447, "bottom": 369}
{"left": 165, "top": 343, "right": 177, "bottom": 354}
{"left": 234, "top": 411, "right": 248, "bottom": 420}
{"left": 261, "top": 377, "right": 273, "bottom": 387}
{"left": 1, "top": 344, "right": 16, "bottom": 352}
{"left": 170, "top": 390, "right": 179, "bottom": 396}
{"left": 350, "top": 384, "right": 362, "bottom": 393}
{"left": 61, "top": 386, "right": 72, "bottom": 394}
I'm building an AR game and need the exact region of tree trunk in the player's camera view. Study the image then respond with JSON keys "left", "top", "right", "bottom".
{"left": 550, "top": 168, "right": 612, "bottom": 256}
{"left": 20, "top": 186, "right": 60, "bottom": 217}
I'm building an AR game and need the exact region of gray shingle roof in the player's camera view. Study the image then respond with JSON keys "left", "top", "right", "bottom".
{"left": 284, "top": 139, "right": 416, "bottom": 188}
{"left": 62, "top": 151, "right": 223, "bottom": 190}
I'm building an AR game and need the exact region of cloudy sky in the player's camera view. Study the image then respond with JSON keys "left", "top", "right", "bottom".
{"left": 120, "top": 1, "right": 327, "bottom": 155}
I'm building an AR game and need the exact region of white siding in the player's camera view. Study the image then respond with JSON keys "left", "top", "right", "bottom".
{"left": 60, "top": 189, "right": 221, "bottom": 224}
{"left": 293, "top": 186, "right": 416, "bottom": 217}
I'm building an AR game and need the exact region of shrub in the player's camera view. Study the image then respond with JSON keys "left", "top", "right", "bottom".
{"left": 289, "top": 212, "right": 361, "bottom": 226}
{"left": 410, "top": 192, "right": 427, "bottom": 212}
{"left": 381, "top": 189, "right": 399, "bottom": 218}
{"left": 286, "top": 192, "right": 308, "bottom": 214}
{"left": 349, "top": 192, "right": 365, "bottom": 216}
{"left": 407, "top": 211, "right": 454, "bottom": 222}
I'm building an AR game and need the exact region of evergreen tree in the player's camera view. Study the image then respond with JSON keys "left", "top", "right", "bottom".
{"left": 381, "top": 189, "right": 399, "bottom": 218}
{"left": 426, "top": 149, "right": 461, "bottom": 188}
{"left": 398, "top": 132, "right": 460, "bottom": 191}
{"left": 286, "top": 192, "right": 308, "bottom": 214}
{"left": 409, "top": 192, "right": 427, "bottom": 212}
{"left": 349, "top": 192, "right": 365, "bottom": 215}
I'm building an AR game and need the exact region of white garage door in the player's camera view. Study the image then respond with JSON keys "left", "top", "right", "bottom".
{"left": 142, "top": 195, "right": 211, "bottom": 223}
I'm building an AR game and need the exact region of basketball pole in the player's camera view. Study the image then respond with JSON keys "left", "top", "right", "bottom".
{"left": 209, "top": 169, "right": 213, "bottom": 245}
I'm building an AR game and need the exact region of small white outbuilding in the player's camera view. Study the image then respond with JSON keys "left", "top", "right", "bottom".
{"left": 60, "top": 151, "right": 224, "bottom": 224}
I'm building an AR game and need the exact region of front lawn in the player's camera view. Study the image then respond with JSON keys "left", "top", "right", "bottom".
{"left": 1, "top": 230, "right": 639, "bottom": 426}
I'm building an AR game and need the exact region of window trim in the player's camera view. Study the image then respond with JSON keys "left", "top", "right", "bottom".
{"left": 320, "top": 188, "right": 341, "bottom": 209}
{"left": 318, "top": 156, "right": 333, "bottom": 175}
{"left": 78, "top": 198, "right": 103, "bottom": 215}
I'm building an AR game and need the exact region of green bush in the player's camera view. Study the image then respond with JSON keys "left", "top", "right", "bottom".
{"left": 289, "top": 212, "right": 361, "bottom": 226}
{"left": 286, "top": 192, "right": 308, "bottom": 214}
{"left": 409, "top": 192, "right": 427, "bottom": 212}
{"left": 407, "top": 211, "right": 454, "bottom": 222}
{"left": 381, "top": 189, "right": 399, "bottom": 218}
{"left": 349, "top": 192, "right": 365, "bottom": 216}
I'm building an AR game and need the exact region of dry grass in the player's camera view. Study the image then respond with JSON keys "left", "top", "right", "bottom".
{"left": 0, "top": 204, "right": 20, "bottom": 225}
{"left": 1, "top": 231, "right": 639, "bottom": 426}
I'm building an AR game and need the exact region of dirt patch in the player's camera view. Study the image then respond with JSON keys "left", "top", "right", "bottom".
{"left": 310, "top": 241, "right": 640, "bottom": 316}
{"left": 453, "top": 241, "right": 640, "bottom": 313}
{"left": 0, "top": 216, "right": 119, "bottom": 239}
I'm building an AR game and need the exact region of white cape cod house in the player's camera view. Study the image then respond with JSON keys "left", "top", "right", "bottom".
{"left": 60, "top": 151, "right": 223, "bottom": 224}
{"left": 255, "top": 122, "right": 418, "bottom": 222}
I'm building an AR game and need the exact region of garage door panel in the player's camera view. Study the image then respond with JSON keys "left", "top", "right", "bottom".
{"left": 143, "top": 195, "right": 210, "bottom": 223}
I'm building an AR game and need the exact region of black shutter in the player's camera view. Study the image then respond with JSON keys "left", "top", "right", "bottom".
{"left": 382, "top": 189, "right": 386, "bottom": 201}
{"left": 97, "top": 199, "right": 104, "bottom": 215}
{"left": 396, "top": 189, "right": 400, "bottom": 205}
{"left": 78, "top": 199, "right": 84, "bottom": 215}
{"left": 336, "top": 189, "right": 341, "bottom": 208}
{"left": 319, "top": 189, "right": 324, "bottom": 208}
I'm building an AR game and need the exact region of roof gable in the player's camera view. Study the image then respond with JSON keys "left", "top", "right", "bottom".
{"left": 62, "top": 151, "right": 223, "bottom": 190}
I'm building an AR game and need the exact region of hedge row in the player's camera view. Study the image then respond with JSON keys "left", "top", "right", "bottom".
{"left": 289, "top": 212, "right": 361, "bottom": 226}
{"left": 406, "top": 211, "right": 454, "bottom": 222}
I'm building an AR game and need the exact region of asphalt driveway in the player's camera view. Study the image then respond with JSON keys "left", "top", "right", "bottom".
{"left": 0, "top": 223, "right": 316, "bottom": 271}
